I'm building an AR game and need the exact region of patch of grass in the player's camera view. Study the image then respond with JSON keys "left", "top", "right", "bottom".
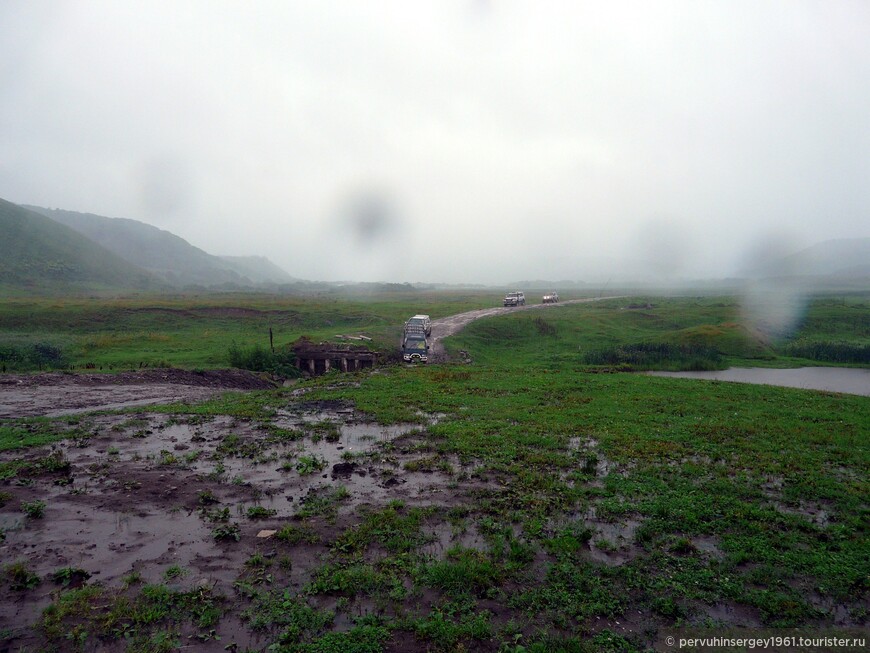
{"left": 301, "top": 419, "right": 342, "bottom": 443}
{"left": 163, "top": 565, "right": 188, "bottom": 581}
{"left": 211, "top": 522, "right": 241, "bottom": 542}
{"left": 201, "top": 506, "right": 230, "bottom": 523}
{"left": 295, "top": 454, "right": 328, "bottom": 475}
{"left": 410, "top": 604, "right": 493, "bottom": 651}
{"left": 247, "top": 505, "right": 278, "bottom": 519}
{"left": 307, "top": 561, "right": 406, "bottom": 601}
{"left": 240, "top": 589, "right": 334, "bottom": 645}
{"left": 296, "top": 486, "right": 351, "bottom": 521}
{"left": 6, "top": 561, "right": 41, "bottom": 590}
{"left": 332, "top": 503, "right": 435, "bottom": 555}
{"left": 275, "top": 524, "right": 321, "bottom": 545}
{"left": 299, "top": 624, "right": 391, "bottom": 653}
{"left": 511, "top": 560, "right": 623, "bottom": 626}
{"left": 39, "top": 583, "right": 225, "bottom": 648}
{"left": 51, "top": 567, "right": 91, "bottom": 587}
{"left": 0, "top": 418, "right": 90, "bottom": 452}
{"left": 418, "top": 547, "right": 502, "bottom": 598}
{"left": 197, "top": 489, "right": 219, "bottom": 505}
{"left": 122, "top": 571, "right": 143, "bottom": 588}
{"left": 21, "top": 499, "right": 46, "bottom": 518}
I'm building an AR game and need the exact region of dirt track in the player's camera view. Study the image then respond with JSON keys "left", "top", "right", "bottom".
{"left": 428, "top": 295, "right": 622, "bottom": 359}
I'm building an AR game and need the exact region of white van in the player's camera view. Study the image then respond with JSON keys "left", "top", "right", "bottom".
{"left": 405, "top": 314, "right": 432, "bottom": 336}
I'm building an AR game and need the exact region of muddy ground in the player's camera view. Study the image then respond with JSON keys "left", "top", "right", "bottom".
{"left": 0, "top": 369, "right": 661, "bottom": 652}
{"left": 1, "top": 402, "right": 500, "bottom": 651}
{"left": 0, "top": 369, "right": 276, "bottom": 419}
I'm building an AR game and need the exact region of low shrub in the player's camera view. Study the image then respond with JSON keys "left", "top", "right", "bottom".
{"left": 0, "top": 342, "right": 67, "bottom": 372}
{"left": 780, "top": 340, "right": 870, "bottom": 364}
{"left": 582, "top": 342, "right": 722, "bottom": 371}
{"left": 227, "top": 342, "right": 300, "bottom": 378}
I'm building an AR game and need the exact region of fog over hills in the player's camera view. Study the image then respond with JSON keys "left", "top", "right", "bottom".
{"left": 217, "top": 255, "right": 298, "bottom": 284}
{"left": 0, "top": 199, "right": 155, "bottom": 291}
{"left": 1, "top": 4, "right": 867, "bottom": 284}
{"left": 739, "top": 238, "right": 870, "bottom": 285}
{"left": 775, "top": 239, "right": 870, "bottom": 278}
{"left": 25, "top": 205, "right": 295, "bottom": 288}
{"left": 2, "top": 197, "right": 867, "bottom": 294}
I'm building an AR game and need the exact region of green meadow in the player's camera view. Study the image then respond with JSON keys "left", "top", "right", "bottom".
{"left": 0, "top": 291, "right": 868, "bottom": 652}
{"left": 0, "top": 291, "right": 493, "bottom": 371}
{"left": 1, "top": 292, "right": 867, "bottom": 372}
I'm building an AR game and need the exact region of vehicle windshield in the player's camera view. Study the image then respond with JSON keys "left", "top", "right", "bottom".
{"left": 407, "top": 318, "right": 424, "bottom": 326}
{"left": 404, "top": 339, "right": 427, "bottom": 351}
{"left": 506, "top": 293, "right": 518, "bottom": 298}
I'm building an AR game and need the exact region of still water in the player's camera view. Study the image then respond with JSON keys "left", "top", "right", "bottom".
{"left": 648, "top": 367, "right": 870, "bottom": 397}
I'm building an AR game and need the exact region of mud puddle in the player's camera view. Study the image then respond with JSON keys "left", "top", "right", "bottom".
{"left": 0, "top": 404, "right": 470, "bottom": 648}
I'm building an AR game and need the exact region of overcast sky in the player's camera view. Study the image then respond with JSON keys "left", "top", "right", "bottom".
{"left": 1, "top": 1, "right": 868, "bottom": 284}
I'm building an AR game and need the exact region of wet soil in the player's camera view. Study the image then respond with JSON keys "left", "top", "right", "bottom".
{"left": 0, "top": 404, "right": 503, "bottom": 651}
{"left": 0, "top": 368, "right": 275, "bottom": 418}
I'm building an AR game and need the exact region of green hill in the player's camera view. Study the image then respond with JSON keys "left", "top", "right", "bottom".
{"left": 24, "top": 205, "right": 263, "bottom": 288}
{"left": 0, "top": 198, "right": 156, "bottom": 292}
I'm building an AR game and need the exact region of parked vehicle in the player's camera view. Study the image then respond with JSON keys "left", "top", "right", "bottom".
{"left": 503, "top": 291, "right": 525, "bottom": 307}
{"left": 405, "top": 314, "right": 431, "bottom": 337}
{"left": 542, "top": 292, "right": 559, "bottom": 304}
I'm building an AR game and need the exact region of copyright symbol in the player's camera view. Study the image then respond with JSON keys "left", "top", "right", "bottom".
{"left": 666, "top": 636, "right": 675, "bottom": 647}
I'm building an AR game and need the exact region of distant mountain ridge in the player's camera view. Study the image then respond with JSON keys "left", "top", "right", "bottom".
{"left": 24, "top": 205, "right": 295, "bottom": 288}
{"left": 779, "top": 238, "right": 870, "bottom": 277}
{"left": 744, "top": 238, "right": 870, "bottom": 280}
{"left": 0, "top": 199, "right": 156, "bottom": 291}
{"left": 218, "top": 255, "right": 297, "bottom": 284}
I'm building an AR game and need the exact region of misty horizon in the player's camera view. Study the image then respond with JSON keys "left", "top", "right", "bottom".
{"left": 2, "top": 1, "right": 868, "bottom": 285}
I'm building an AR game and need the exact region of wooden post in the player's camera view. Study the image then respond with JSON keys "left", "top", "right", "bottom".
{"left": 269, "top": 327, "right": 274, "bottom": 353}
{"left": 308, "top": 358, "right": 315, "bottom": 375}
{"left": 324, "top": 359, "right": 331, "bottom": 372}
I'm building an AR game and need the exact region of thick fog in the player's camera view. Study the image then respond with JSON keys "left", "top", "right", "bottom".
{"left": 1, "top": 1, "right": 868, "bottom": 284}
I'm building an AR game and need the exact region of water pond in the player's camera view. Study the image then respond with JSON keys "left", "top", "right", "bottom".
{"left": 647, "top": 367, "right": 870, "bottom": 397}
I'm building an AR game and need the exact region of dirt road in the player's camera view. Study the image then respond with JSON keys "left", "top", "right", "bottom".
{"left": 428, "top": 295, "right": 622, "bottom": 359}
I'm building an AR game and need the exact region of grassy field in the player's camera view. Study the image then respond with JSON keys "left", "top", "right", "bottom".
{"left": 0, "top": 291, "right": 868, "bottom": 652}
{"left": 0, "top": 291, "right": 504, "bottom": 371}
{"left": 446, "top": 294, "right": 869, "bottom": 369}
{"left": 1, "top": 292, "right": 868, "bottom": 373}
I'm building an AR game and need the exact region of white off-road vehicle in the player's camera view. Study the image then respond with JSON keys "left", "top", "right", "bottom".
{"left": 405, "top": 314, "right": 431, "bottom": 337}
